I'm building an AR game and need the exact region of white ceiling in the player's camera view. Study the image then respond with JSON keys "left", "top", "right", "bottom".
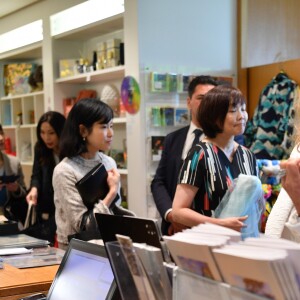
{"left": 0, "top": 0, "right": 42, "bottom": 19}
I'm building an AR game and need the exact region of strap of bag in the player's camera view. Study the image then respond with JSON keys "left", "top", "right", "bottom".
{"left": 80, "top": 210, "right": 91, "bottom": 231}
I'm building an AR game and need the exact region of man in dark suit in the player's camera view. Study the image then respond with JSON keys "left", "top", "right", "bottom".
{"left": 151, "top": 76, "right": 219, "bottom": 235}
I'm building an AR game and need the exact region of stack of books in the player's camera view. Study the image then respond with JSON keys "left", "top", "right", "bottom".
{"left": 163, "top": 223, "right": 300, "bottom": 299}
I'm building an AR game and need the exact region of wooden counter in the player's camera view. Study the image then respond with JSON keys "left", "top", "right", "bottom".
{"left": 0, "top": 263, "right": 59, "bottom": 300}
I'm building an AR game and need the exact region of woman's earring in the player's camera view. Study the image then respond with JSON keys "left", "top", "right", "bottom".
{"left": 83, "top": 137, "right": 86, "bottom": 142}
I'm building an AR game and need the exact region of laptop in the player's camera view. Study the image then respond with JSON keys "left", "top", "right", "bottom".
{"left": 19, "top": 239, "right": 120, "bottom": 300}
{"left": 95, "top": 213, "right": 163, "bottom": 249}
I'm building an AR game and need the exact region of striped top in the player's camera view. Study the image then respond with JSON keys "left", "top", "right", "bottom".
{"left": 178, "top": 141, "right": 258, "bottom": 214}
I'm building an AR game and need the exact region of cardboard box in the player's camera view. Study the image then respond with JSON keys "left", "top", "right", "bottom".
{"left": 59, "top": 59, "right": 79, "bottom": 78}
{"left": 106, "top": 39, "right": 121, "bottom": 68}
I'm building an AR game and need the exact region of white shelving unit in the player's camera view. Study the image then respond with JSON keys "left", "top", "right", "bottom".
{"left": 0, "top": 2, "right": 135, "bottom": 212}
{"left": 55, "top": 65, "right": 125, "bottom": 84}
{"left": 0, "top": 36, "right": 44, "bottom": 166}
{"left": 0, "top": 91, "right": 44, "bottom": 164}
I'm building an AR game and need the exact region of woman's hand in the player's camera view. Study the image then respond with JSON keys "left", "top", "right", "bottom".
{"left": 218, "top": 215, "right": 248, "bottom": 232}
{"left": 167, "top": 211, "right": 190, "bottom": 235}
{"left": 26, "top": 187, "right": 38, "bottom": 205}
{"left": 107, "top": 168, "right": 120, "bottom": 191}
{"left": 103, "top": 168, "right": 120, "bottom": 207}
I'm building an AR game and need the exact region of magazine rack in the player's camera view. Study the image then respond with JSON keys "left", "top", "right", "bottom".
{"left": 106, "top": 239, "right": 271, "bottom": 300}
{"left": 173, "top": 268, "right": 270, "bottom": 300}
{"left": 105, "top": 241, "right": 145, "bottom": 299}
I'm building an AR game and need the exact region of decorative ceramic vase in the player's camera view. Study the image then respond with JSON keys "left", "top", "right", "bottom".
{"left": 101, "top": 84, "right": 120, "bottom": 117}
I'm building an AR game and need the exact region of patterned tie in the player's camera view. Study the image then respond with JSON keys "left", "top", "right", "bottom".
{"left": 191, "top": 129, "right": 203, "bottom": 148}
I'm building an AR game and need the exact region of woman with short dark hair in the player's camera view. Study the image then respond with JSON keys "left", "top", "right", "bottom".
{"left": 172, "top": 85, "right": 258, "bottom": 231}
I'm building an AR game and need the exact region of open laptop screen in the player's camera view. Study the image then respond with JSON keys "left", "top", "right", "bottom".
{"left": 47, "top": 239, "right": 117, "bottom": 300}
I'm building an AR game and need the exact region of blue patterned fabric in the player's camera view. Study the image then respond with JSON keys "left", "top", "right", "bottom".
{"left": 245, "top": 72, "right": 298, "bottom": 159}
{"left": 214, "top": 174, "right": 264, "bottom": 239}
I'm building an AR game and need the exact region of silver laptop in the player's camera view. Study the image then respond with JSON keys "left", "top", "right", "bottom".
{"left": 19, "top": 239, "right": 119, "bottom": 300}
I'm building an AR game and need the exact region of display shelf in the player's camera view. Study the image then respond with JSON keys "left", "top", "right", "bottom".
{"left": 0, "top": 40, "right": 44, "bottom": 167}
{"left": 118, "top": 169, "right": 128, "bottom": 175}
{"left": 113, "top": 117, "right": 126, "bottom": 124}
{"left": 55, "top": 66, "right": 125, "bottom": 84}
{"left": 0, "top": 91, "right": 44, "bottom": 127}
{"left": 0, "top": 42, "right": 42, "bottom": 60}
{"left": 0, "top": 91, "right": 43, "bottom": 101}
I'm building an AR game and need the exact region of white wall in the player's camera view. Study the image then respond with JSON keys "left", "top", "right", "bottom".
{"left": 138, "top": 0, "right": 237, "bottom": 76}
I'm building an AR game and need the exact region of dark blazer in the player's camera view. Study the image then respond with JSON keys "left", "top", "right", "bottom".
{"left": 30, "top": 144, "right": 57, "bottom": 219}
{"left": 151, "top": 126, "right": 189, "bottom": 235}
{"left": 151, "top": 125, "right": 245, "bottom": 235}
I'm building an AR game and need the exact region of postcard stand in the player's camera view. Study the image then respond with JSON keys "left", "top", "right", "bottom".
{"left": 173, "top": 268, "right": 231, "bottom": 300}
{"left": 106, "top": 241, "right": 152, "bottom": 300}
{"left": 173, "top": 268, "right": 269, "bottom": 300}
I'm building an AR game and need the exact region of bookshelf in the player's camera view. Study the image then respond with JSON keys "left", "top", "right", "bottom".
{"left": 0, "top": 45, "right": 44, "bottom": 167}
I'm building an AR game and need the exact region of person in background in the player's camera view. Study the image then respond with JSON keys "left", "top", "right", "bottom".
{"left": 25, "top": 111, "right": 66, "bottom": 243}
{"left": 151, "top": 76, "right": 219, "bottom": 235}
{"left": 172, "top": 85, "right": 258, "bottom": 231}
{"left": 53, "top": 98, "right": 121, "bottom": 250}
{"left": 265, "top": 149, "right": 300, "bottom": 242}
{"left": 0, "top": 124, "right": 27, "bottom": 221}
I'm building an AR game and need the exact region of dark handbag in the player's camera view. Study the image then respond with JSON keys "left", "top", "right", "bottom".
{"left": 68, "top": 210, "right": 101, "bottom": 242}
{"left": 67, "top": 205, "right": 136, "bottom": 242}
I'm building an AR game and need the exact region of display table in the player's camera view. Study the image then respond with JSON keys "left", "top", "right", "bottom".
{"left": 0, "top": 263, "right": 59, "bottom": 300}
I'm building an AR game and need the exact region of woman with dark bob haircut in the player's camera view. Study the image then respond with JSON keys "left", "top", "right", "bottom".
{"left": 172, "top": 85, "right": 258, "bottom": 231}
{"left": 53, "top": 98, "right": 123, "bottom": 249}
{"left": 25, "top": 111, "right": 66, "bottom": 243}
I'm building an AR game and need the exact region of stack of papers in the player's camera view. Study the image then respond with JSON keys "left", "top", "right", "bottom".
{"left": 163, "top": 232, "right": 229, "bottom": 281}
{"left": 0, "top": 234, "right": 50, "bottom": 249}
{"left": 0, "top": 247, "right": 33, "bottom": 255}
{"left": 0, "top": 234, "right": 64, "bottom": 268}
{"left": 184, "top": 222, "right": 242, "bottom": 243}
{"left": 1, "top": 247, "right": 65, "bottom": 268}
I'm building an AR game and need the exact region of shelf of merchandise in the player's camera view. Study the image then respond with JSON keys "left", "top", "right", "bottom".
{"left": 0, "top": 41, "right": 44, "bottom": 189}
{"left": 55, "top": 66, "right": 125, "bottom": 84}
{"left": 0, "top": 91, "right": 44, "bottom": 165}
{"left": 118, "top": 169, "right": 128, "bottom": 175}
